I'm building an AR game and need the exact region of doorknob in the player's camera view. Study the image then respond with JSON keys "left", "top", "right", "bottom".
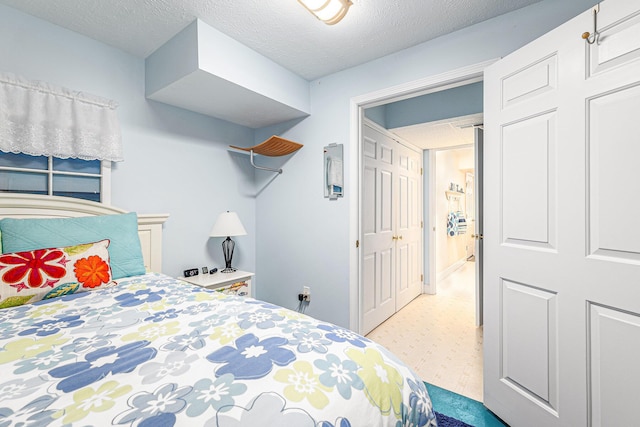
{"left": 398, "top": 235, "right": 403, "bottom": 240}
{"left": 392, "top": 236, "right": 398, "bottom": 241}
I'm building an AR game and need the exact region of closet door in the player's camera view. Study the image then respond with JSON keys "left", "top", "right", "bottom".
{"left": 362, "top": 122, "right": 423, "bottom": 335}
{"left": 362, "top": 123, "right": 398, "bottom": 335}
{"left": 395, "top": 142, "right": 423, "bottom": 310}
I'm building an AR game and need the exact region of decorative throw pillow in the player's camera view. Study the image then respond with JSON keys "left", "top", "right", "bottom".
{"left": 0, "top": 239, "right": 114, "bottom": 309}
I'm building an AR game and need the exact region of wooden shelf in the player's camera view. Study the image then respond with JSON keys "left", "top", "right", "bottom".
{"left": 230, "top": 135, "right": 303, "bottom": 157}
{"left": 446, "top": 190, "right": 465, "bottom": 199}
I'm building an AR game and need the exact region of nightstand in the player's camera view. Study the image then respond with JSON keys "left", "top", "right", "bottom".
{"left": 179, "top": 270, "right": 254, "bottom": 297}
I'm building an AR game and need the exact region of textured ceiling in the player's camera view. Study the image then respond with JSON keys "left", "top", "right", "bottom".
{"left": 0, "top": 0, "right": 542, "bottom": 80}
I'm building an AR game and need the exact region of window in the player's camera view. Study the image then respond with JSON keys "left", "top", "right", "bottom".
{"left": 0, "top": 153, "right": 111, "bottom": 203}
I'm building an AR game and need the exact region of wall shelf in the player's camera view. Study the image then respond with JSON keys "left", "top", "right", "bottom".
{"left": 229, "top": 135, "right": 303, "bottom": 174}
{"left": 445, "top": 190, "right": 464, "bottom": 200}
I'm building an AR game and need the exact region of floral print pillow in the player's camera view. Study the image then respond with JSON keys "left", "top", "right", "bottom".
{"left": 0, "top": 239, "right": 114, "bottom": 309}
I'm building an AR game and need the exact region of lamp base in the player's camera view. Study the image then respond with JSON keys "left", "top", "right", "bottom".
{"left": 221, "top": 236, "right": 237, "bottom": 274}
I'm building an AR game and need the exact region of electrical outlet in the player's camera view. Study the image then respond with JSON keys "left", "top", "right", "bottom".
{"left": 302, "top": 286, "right": 310, "bottom": 302}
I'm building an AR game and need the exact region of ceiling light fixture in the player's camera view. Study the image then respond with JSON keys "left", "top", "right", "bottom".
{"left": 298, "top": 0, "right": 353, "bottom": 25}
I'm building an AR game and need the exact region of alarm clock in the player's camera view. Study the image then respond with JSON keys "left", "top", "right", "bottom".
{"left": 183, "top": 268, "right": 199, "bottom": 277}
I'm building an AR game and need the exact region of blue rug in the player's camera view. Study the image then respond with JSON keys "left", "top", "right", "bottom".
{"left": 434, "top": 411, "right": 474, "bottom": 427}
{"left": 425, "top": 382, "right": 508, "bottom": 427}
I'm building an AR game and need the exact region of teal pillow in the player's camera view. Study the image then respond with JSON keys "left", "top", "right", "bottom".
{"left": 0, "top": 213, "right": 144, "bottom": 279}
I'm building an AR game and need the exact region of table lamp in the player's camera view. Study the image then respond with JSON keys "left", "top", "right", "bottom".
{"left": 210, "top": 211, "right": 247, "bottom": 273}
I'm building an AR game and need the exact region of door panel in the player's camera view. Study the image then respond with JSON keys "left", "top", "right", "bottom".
{"left": 380, "top": 170, "right": 393, "bottom": 232}
{"left": 396, "top": 243, "right": 409, "bottom": 295}
{"left": 502, "top": 112, "right": 556, "bottom": 249}
{"left": 399, "top": 175, "right": 408, "bottom": 229}
{"left": 362, "top": 254, "right": 375, "bottom": 313}
{"left": 380, "top": 248, "right": 394, "bottom": 303}
{"left": 587, "top": 3, "right": 640, "bottom": 78}
{"left": 588, "top": 303, "right": 640, "bottom": 427}
{"left": 588, "top": 84, "right": 640, "bottom": 261}
{"left": 484, "top": 2, "right": 640, "bottom": 426}
{"left": 501, "top": 280, "right": 558, "bottom": 413}
{"left": 501, "top": 54, "right": 558, "bottom": 109}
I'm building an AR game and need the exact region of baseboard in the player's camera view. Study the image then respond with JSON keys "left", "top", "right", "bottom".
{"left": 436, "top": 257, "right": 467, "bottom": 283}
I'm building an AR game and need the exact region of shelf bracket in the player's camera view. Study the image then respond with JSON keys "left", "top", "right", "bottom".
{"left": 249, "top": 150, "right": 283, "bottom": 174}
{"left": 229, "top": 135, "right": 303, "bottom": 175}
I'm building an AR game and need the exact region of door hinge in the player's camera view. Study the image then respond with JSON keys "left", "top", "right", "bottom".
{"left": 421, "top": 221, "right": 423, "bottom": 228}
{"left": 420, "top": 167, "right": 423, "bottom": 175}
{"left": 356, "top": 240, "right": 360, "bottom": 248}
{"left": 421, "top": 274, "right": 424, "bottom": 282}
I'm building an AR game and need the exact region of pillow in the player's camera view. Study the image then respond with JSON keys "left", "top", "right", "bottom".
{"left": 0, "top": 213, "right": 144, "bottom": 279}
{"left": 0, "top": 239, "right": 114, "bottom": 309}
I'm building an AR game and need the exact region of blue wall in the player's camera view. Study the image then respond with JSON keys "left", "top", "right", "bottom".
{"left": 363, "top": 106, "right": 386, "bottom": 128}
{"left": 0, "top": 4, "right": 257, "bottom": 279}
{"left": 364, "top": 82, "right": 483, "bottom": 130}
{"left": 255, "top": 0, "right": 598, "bottom": 328}
{"left": 385, "top": 82, "right": 483, "bottom": 129}
{"left": 0, "top": 0, "right": 598, "bottom": 329}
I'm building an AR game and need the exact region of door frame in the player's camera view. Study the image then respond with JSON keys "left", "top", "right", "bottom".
{"left": 348, "top": 59, "right": 497, "bottom": 333}
{"left": 425, "top": 142, "right": 474, "bottom": 296}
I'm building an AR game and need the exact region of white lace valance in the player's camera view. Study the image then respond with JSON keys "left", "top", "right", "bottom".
{"left": 0, "top": 72, "right": 123, "bottom": 162}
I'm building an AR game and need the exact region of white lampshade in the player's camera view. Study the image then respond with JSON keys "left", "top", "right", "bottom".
{"left": 298, "top": 0, "right": 353, "bottom": 25}
{"left": 210, "top": 211, "right": 247, "bottom": 237}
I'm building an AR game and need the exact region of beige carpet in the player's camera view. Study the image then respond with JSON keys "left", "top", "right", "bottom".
{"left": 366, "top": 261, "right": 483, "bottom": 401}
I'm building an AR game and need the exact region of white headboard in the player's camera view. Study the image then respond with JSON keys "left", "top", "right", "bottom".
{"left": 0, "top": 194, "right": 169, "bottom": 273}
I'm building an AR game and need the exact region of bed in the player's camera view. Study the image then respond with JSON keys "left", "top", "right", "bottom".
{"left": 0, "top": 194, "right": 437, "bottom": 427}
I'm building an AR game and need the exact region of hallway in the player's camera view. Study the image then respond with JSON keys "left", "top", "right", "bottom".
{"left": 366, "top": 261, "right": 483, "bottom": 401}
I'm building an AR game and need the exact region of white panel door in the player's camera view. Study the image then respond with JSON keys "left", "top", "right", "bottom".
{"left": 484, "top": 1, "right": 640, "bottom": 426}
{"left": 474, "top": 127, "right": 483, "bottom": 327}
{"left": 362, "top": 123, "right": 423, "bottom": 335}
{"left": 395, "top": 142, "right": 423, "bottom": 310}
{"left": 362, "top": 124, "right": 397, "bottom": 334}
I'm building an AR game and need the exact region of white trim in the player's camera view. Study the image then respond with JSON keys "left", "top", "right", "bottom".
{"left": 436, "top": 257, "right": 467, "bottom": 283}
{"left": 0, "top": 155, "right": 110, "bottom": 203}
{"left": 101, "top": 161, "right": 112, "bottom": 204}
{"left": 363, "top": 118, "right": 423, "bottom": 154}
{"left": 424, "top": 142, "right": 474, "bottom": 295}
{"left": 137, "top": 213, "right": 170, "bottom": 273}
{"left": 424, "top": 150, "right": 437, "bottom": 295}
{"left": 349, "top": 59, "right": 498, "bottom": 333}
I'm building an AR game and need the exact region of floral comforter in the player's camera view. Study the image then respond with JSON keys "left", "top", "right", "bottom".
{"left": 0, "top": 273, "right": 437, "bottom": 426}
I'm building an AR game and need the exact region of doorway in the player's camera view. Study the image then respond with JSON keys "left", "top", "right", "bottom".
{"left": 365, "top": 136, "right": 482, "bottom": 401}
{"left": 350, "top": 60, "right": 494, "bottom": 401}
{"left": 349, "top": 60, "right": 494, "bottom": 333}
